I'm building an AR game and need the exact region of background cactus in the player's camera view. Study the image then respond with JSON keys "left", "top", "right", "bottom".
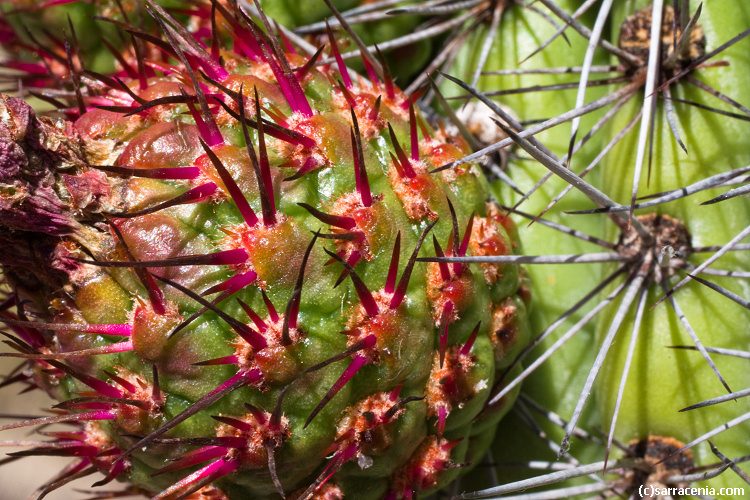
{"left": 427, "top": 0, "right": 750, "bottom": 497}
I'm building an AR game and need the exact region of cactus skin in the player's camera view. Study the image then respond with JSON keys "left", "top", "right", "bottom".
{"left": 0, "top": 2, "right": 530, "bottom": 499}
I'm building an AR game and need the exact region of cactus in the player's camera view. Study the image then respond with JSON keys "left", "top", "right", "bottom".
{"left": 0, "top": 1, "right": 530, "bottom": 499}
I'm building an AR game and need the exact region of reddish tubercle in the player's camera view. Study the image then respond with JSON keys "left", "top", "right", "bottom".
{"left": 426, "top": 346, "right": 477, "bottom": 423}
{"left": 232, "top": 309, "right": 304, "bottom": 387}
{"left": 108, "top": 368, "right": 165, "bottom": 434}
{"left": 469, "top": 206, "right": 513, "bottom": 285}
{"left": 334, "top": 392, "right": 409, "bottom": 463}
{"left": 390, "top": 437, "right": 456, "bottom": 499}
{"left": 214, "top": 409, "right": 290, "bottom": 468}
{"left": 490, "top": 297, "right": 521, "bottom": 362}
